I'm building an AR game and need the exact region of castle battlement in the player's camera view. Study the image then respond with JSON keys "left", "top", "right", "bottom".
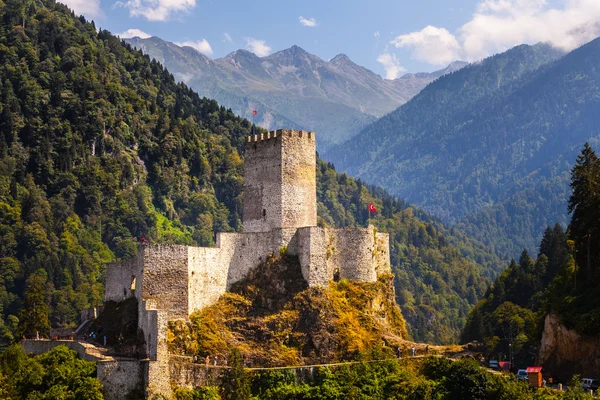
{"left": 246, "top": 129, "right": 314, "bottom": 143}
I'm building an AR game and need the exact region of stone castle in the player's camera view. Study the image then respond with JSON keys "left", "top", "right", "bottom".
{"left": 98, "top": 129, "right": 391, "bottom": 399}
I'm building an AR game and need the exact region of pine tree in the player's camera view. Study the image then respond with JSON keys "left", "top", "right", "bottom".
{"left": 18, "top": 270, "right": 50, "bottom": 337}
{"left": 220, "top": 348, "right": 251, "bottom": 400}
{"left": 568, "top": 143, "right": 600, "bottom": 281}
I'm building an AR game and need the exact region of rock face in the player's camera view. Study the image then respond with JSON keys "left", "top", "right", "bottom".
{"left": 538, "top": 313, "right": 600, "bottom": 380}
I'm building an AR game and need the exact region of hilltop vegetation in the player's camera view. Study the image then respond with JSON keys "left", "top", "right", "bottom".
{"left": 168, "top": 253, "right": 407, "bottom": 366}
{"left": 327, "top": 38, "right": 600, "bottom": 259}
{"left": 0, "top": 0, "right": 500, "bottom": 348}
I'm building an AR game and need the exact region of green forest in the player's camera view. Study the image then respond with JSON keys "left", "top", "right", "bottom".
{"left": 0, "top": 0, "right": 502, "bottom": 349}
{"left": 462, "top": 143, "right": 600, "bottom": 367}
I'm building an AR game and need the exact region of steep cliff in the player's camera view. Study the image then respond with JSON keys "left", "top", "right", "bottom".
{"left": 538, "top": 314, "right": 600, "bottom": 381}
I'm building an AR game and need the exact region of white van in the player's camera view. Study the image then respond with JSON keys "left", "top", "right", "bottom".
{"left": 516, "top": 369, "right": 528, "bottom": 380}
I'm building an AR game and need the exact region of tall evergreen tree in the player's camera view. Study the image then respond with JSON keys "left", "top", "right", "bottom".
{"left": 18, "top": 270, "right": 50, "bottom": 336}
{"left": 568, "top": 143, "right": 600, "bottom": 281}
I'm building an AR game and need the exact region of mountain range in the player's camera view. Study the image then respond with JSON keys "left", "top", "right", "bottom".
{"left": 124, "top": 36, "right": 466, "bottom": 149}
{"left": 327, "top": 38, "right": 600, "bottom": 258}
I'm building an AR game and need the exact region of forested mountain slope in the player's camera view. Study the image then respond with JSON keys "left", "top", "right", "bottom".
{"left": 0, "top": 0, "right": 500, "bottom": 346}
{"left": 462, "top": 144, "right": 600, "bottom": 378}
{"left": 125, "top": 36, "right": 466, "bottom": 150}
{"left": 327, "top": 39, "right": 600, "bottom": 258}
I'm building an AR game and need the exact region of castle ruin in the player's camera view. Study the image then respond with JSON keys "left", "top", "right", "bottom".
{"left": 98, "top": 129, "right": 391, "bottom": 399}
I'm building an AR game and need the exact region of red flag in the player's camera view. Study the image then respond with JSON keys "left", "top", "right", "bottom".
{"left": 253, "top": 109, "right": 257, "bottom": 115}
{"left": 368, "top": 203, "right": 377, "bottom": 213}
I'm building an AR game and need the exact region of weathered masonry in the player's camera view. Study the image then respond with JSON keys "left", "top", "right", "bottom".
{"left": 101, "top": 129, "right": 391, "bottom": 399}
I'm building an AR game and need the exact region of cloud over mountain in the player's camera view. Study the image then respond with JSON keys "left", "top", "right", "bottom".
{"left": 391, "top": 0, "right": 600, "bottom": 65}
{"left": 175, "top": 39, "right": 213, "bottom": 55}
{"left": 245, "top": 37, "right": 271, "bottom": 56}
{"left": 117, "top": 28, "right": 152, "bottom": 39}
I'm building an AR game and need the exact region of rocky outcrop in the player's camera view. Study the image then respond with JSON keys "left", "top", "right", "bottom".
{"left": 538, "top": 313, "right": 600, "bottom": 380}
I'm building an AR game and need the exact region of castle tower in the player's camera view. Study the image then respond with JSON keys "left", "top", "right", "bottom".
{"left": 243, "top": 129, "right": 317, "bottom": 233}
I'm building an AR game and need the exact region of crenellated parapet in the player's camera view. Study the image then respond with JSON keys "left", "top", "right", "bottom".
{"left": 246, "top": 129, "right": 315, "bottom": 143}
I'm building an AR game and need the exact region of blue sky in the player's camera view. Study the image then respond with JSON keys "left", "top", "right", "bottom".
{"left": 63, "top": 0, "right": 600, "bottom": 78}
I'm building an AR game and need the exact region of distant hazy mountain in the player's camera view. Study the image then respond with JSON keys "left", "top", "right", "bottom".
{"left": 125, "top": 36, "right": 466, "bottom": 149}
{"left": 326, "top": 40, "right": 600, "bottom": 258}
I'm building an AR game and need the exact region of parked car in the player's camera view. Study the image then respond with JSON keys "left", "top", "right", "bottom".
{"left": 581, "top": 378, "right": 599, "bottom": 391}
{"left": 516, "top": 369, "right": 528, "bottom": 380}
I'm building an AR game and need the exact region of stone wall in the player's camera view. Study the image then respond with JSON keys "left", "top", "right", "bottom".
{"left": 295, "top": 227, "right": 329, "bottom": 287}
{"left": 243, "top": 131, "right": 283, "bottom": 233}
{"left": 141, "top": 245, "right": 189, "bottom": 318}
{"left": 243, "top": 130, "right": 316, "bottom": 233}
{"left": 97, "top": 360, "right": 143, "bottom": 400}
{"left": 169, "top": 361, "right": 221, "bottom": 388}
{"left": 105, "top": 253, "right": 142, "bottom": 303}
{"left": 187, "top": 229, "right": 299, "bottom": 313}
{"left": 326, "top": 226, "right": 390, "bottom": 282}
{"left": 293, "top": 225, "right": 391, "bottom": 287}
{"left": 280, "top": 130, "right": 317, "bottom": 230}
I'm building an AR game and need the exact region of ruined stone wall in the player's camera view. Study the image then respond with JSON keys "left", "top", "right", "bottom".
{"left": 141, "top": 245, "right": 189, "bottom": 318}
{"left": 146, "top": 359, "right": 172, "bottom": 399}
{"left": 280, "top": 130, "right": 317, "bottom": 229}
{"left": 295, "top": 227, "right": 329, "bottom": 287}
{"left": 374, "top": 231, "right": 391, "bottom": 275}
{"left": 243, "top": 130, "right": 316, "bottom": 233}
{"left": 188, "top": 229, "right": 297, "bottom": 313}
{"left": 105, "top": 252, "right": 142, "bottom": 302}
{"left": 324, "top": 226, "right": 391, "bottom": 283}
{"left": 97, "top": 360, "right": 143, "bottom": 400}
{"left": 243, "top": 131, "right": 283, "bottom": 233}
{"left": 169, "top": 361, "right": 221, "bottom": 388}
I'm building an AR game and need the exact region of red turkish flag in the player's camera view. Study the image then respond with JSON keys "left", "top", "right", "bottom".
{"left": 368, "top": 203, "right": 377, "bottom": 213}
{"left": 253, "top": 109, "right": 257, "bottom": 115}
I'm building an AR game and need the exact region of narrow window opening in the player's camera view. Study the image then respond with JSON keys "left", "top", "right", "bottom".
{"left": 130, "top": 275, "right": 136, "bottom": 291}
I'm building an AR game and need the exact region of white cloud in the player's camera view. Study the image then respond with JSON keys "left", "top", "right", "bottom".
{"left": 59, "top": 0, "right": 102, "bottom": 18}
{"left": 299, "top": 16, "right": 317, "bottom": 27}
{"left": 390, "top": 0, "right": 600, "bottom": 66}
{"left": 116, "top": 0, "right": 196, "bottom": 21}
{"left": 175, "top": 39, "right": 214, "bottom": 55}
{"left": 117, "top": 28, "right": 152, "bottom": 39}
{"left": 377, "top": 52, "right": 406, "bottom": 79}
{"left": 390, "top": 25, "right": 462, "bottom": 66}
{"left": 245, "top": 37, "right": 271, "bottom": 57}
{"left": 223, "top": 32, "right": 233, "bottom": 43}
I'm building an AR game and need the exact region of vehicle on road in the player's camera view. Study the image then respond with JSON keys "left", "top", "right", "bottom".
{"left": 516, "top": 369, "right": 528, "bottom": 380}
{"left": 581, "top": 378, "right": 599, "bottom": 391}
